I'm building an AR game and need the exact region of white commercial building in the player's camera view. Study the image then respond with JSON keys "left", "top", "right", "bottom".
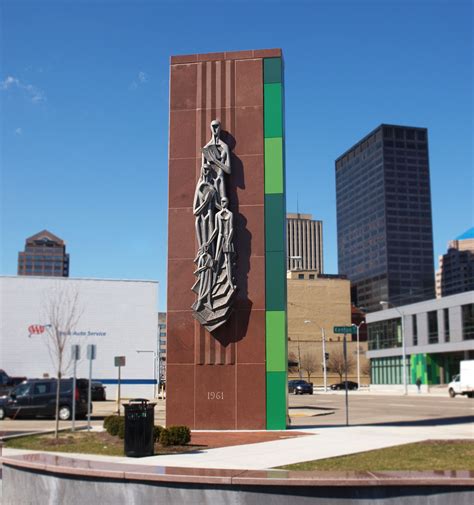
{"left": 0, "top": 276, "right": 159, "bottom": 399}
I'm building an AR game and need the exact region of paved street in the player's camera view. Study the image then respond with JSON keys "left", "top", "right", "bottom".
{"left": 0, "top": 400, "right": 166, "bottom": 438}
{"left": 289, "top": 391, "right": 473, "bottom": 427}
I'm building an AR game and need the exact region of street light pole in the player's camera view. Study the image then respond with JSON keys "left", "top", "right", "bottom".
{"left": 352, "top": 322, "right": 365, "bottom": 390}
{"left": 321, "top": 327, "right": 327, "bottom": 392}
{"left": 304, "top": 320, "right": 327, "bottom": 391}
{"left": 380, "top": 301, "right": 407, "bottom": 395}
{"left": 136, "top": 350, "right": 157, "bottom": 398}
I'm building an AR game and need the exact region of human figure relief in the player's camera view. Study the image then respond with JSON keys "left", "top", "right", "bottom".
{"left": 191, "top": 120, "right": 236, "bottom": 332}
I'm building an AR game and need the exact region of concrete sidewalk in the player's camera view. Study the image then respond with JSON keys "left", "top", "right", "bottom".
{"left": 3, "top": 421, "right": 472, "bottom": 470}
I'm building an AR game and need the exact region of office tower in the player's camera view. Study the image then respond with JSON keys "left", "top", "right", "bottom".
{"left": 17, "top": 230, "right": 69, "bottom": 277}
{"left": 336, "top": 124, "right": 435, "bottom": 312}
{"left": 436, "top": 228, "right": 474, "bottom": 297}
{"left": 287, "top": 213, "right": 323, "bottom": 272}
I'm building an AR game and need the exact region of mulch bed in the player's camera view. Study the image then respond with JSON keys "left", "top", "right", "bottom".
{"left": 190, "top": 431, "right": 310, "bottom": 449}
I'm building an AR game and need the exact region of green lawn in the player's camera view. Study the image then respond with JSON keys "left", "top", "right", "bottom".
{"left": 278, "top": 440, "right": 474, "bottom": 471}
{"left": 5, "top": 431, "right": 202, "bottom": 457}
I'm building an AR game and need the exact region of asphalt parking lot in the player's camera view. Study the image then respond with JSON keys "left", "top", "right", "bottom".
{"left": 288, "top": 391, "right": 474, "bottom": 428}
{"left": 0, "top": 395, "right": 472, "bottom": 436}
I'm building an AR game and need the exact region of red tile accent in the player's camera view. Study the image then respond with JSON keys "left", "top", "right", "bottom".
{"left": 170, "top": 54, "right": 198, "bottom": 64}
{"left": 170, "top": 64, "right": 198, "bottom": 111}
{"left": 169, "top": 158, "right": 199, "bottom": 209}
{"left": 228, "top": 155, "right": 264, "bottom": 207}
{"left": 166, "top": 364, "right": 195, "bottom": 427}
{"left": 253, "top": 48, "right": 282, "bottom": 58}
{"left": 168, "top": 208, "right": 196, "bottom": 260}
{"left": 236, "top": 364, "right": 266, "bottom": 429}
{"left": 166, "top": 311, "right": 195, "bottom": 364}
{"left": 195, "top": 365, "right": 236, "bottom": 429}
{"left": 236, "top": 309, "right": 266, "bottom": 364}
{"left": 169, "top": 109, "right": 197, "bottom": 159}
{"left": 167, "top": 259, "right": 196, "bottom": 311}
{"left": 197, "top": 52, "right": 226, "bottom": 62}
{"left": 235, "top": 59, "right": 263, "bottom": 107}
{"left": 234, "top": 106, "right": 264, "bottom": 156}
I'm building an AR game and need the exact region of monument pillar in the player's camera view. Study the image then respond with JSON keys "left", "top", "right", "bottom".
{"left": 167, "top": 49, "right": 287, "bottom": 430}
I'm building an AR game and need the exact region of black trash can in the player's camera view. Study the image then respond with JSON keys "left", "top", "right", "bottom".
{"left": 123, "top": 398, "right": 156, "bottom": 457}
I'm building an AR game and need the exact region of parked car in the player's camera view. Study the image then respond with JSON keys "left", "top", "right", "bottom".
{"left": 0, "top": 378, "right": 91, "bottom": 421}
{"left": 0, "top": 369, "right": 27, "bottom": 396}
{"left": 330, "top": 381, "right": 358, "bottom": 390}
{"left": 288, "top": 380, "right": 313, "bottom": 395}
{"left": 91, "top": 381, "right": 107, "bottom": 401}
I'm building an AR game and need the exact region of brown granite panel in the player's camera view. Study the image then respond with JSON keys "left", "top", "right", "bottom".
{"left": 234, "top": 106, "right": 264, "bottom": 156}
{"left": 167, "top": 259, "right": 196, "bottom": 311}
{"left": 168, "top": 208, "right": 196, "bottom": 260}
{"left": 197, "top": 52, "right": 226, "bottom": 62}
{"left": 169, "top": 158, "right": 199, "bottom": 209}
{"left": 236, "top": 309, "right": 266, "bottom": 364}
{"left": 236, "top": 364, "right": 266, "bottom": 429}
{"left": 169, "top": 109, "right": 197, "bottom": 159}
{"left": 234, "top": 204, "right": 265, "bottom": 258}
{"left": 253, "top": 48, "right": 282, "bottom": 58}
{"left": 235, "top": 59, "right": 263, "bottom": 107}
{"left": 170, "top": 54, "right": 198, "bottom": 65}
{"left": 195, "top": 365, "right": 236, "bottom": 429}
{"left": 170, "top": 64, "right": 198, "bottom": 111}
{"left": 224, "top": 50, "right": 256, "bottom": 60}
{"left": 166, "top": 311, "right": 195, "bottom": 364}
{"left": 229, "top": 155, "right": 264, "bottom": 207}
{"left": 235, "top": 255, "right": 265, "bottom": 311}
{"left": 166, "top": 364, "right": 195, "bottom": 427}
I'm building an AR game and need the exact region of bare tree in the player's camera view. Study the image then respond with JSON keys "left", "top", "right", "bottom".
{"left": 42, "top": 283, "right": 82, "bottom": 438}
{"left": 327, "top": 348, "right": 355, "bottom": 382}
{"left": 299, "top": 352, "right": 318, "bottom": 383}
{"left": 288, "top": 351, "right": 299, "bottom": 374}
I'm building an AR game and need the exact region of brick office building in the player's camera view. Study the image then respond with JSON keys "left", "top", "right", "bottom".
{"left": 17, "top": 230, "right": 69, "bottom": 277}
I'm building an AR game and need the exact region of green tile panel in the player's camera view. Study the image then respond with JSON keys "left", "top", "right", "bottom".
{"left": 264, "top": 58, "right": 282, "bottom": 84}
{"left": 264, "top": 83, "right": 283, "bottom": 138}
{"left": 264, "top": 138, "right": 284, "bottom": 194}
{"left": 265, "top": 250, "right": 286, "bottom": 311}
{"left": 266, "top": 311, "right": 286, "bottom": 372}
{"left": 266, "top": 371, "right": 287, "bottom": 430}
{"left": 265, "top": 194, "right": 285, "bottom": 252}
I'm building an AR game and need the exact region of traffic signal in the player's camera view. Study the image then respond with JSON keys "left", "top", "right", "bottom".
{"left": 324, "top": 353, "right": 329, "bottom": 360}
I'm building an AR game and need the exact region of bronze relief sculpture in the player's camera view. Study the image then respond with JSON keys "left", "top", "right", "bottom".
{"left": 192, "top": 120, "right": 236, "bottom": 332}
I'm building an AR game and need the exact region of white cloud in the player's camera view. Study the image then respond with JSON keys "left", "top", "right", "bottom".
{"left": 15, "top": 127, "right": 23, "bottom": 135}
{"left": 130, "top": 71, "right": 149, "bottom": 90}
{"left": 1, "top": 75, "right": 46, "bottom": 103}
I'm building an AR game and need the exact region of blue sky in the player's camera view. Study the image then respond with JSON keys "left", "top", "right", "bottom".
{"left": 1, "top": 0, "right": 472, "bottom": 310}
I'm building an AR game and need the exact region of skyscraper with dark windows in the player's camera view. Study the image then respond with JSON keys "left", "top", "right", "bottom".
{"left": 335, "top": 124, "right": 435, "bottom": 312}
{"left": 17, "top": 230, "right": 69, "bottom": 277}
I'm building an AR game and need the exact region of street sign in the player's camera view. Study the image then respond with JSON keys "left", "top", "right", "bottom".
{"left": 71, "top": 344, "right": 80, "bottom": 361}
{"left": 115, "top": 356, "right": 126, "bottom": 367}
{"left": 333, "top": 326, "right": 356, "bottom": 334}
{"left": 87, "top": 344, "right": 97, "bottom": 360}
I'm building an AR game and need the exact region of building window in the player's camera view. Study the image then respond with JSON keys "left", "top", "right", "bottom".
{"left": 368, "top": 318, "right": 401, "bottom": 350}
{"left": 427, "top": 311, "right": 438, "bottom": 344}
{"left": 309, "top": 274, "right": 315, "bottom": 280}
{"left": 444, "top": 308, "right": 450, "bottom": 342}
{"left": 298, "top": 274, "right": 304, "bottom": 279}
{"left": 462, "top": 304, "right": 474, "bottom": 340}
{"left": 412, "top": 315, "right": 418, "bottom": 346}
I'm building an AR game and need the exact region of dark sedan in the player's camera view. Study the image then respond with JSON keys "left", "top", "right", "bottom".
{"left": 330, "top": 381, "right": 358, "bottom": 390}
{"left": 288, "top": 380, "right": 313, "bottom": 395}
{"left": 91, "top": 381, "right": 106, "bottom": 401}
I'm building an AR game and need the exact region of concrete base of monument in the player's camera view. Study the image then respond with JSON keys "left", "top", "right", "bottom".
{"left": 2, "top": 451, "right": 473, "bottom": 505}
{"left": 2, "top": 421, "right": 473, "bottom": 504}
